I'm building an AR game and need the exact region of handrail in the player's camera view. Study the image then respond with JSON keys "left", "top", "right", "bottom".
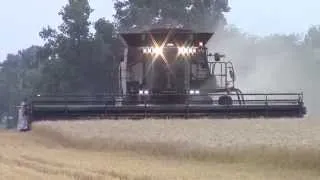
{"left": 30, "top": 93, "right": 304, "bottom": 108}
{"left": 30, "top": 92, "right": 304, "bottom": 97}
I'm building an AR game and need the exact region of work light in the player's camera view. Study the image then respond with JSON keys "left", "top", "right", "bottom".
{"left": 189, "top": 89, "right": 200, "bottom": 95}
{"left": 139, "top": 89, "right": 150, "bottom": 96}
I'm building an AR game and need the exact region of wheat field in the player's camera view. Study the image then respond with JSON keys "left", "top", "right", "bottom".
{"left": 1, "top": 117, "right": 320, "bottom": 179}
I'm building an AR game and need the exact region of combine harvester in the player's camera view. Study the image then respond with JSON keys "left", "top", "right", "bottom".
{"left": 27, "top": 28, "right": 307, "bottom": 121}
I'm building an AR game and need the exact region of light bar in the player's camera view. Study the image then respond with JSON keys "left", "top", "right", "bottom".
{"left": 178, "top": 47, "right": 197, "bottom": 56}
{"left": 142, "top": 47, "right": 163, "bottom": 55}
{"left": 142, "top": 46, "right": 198, "bottom": 56}
{"left": 167, "top": 43, "right": 175, "bottom": 47}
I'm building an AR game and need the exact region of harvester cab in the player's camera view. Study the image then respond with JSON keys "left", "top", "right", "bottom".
{"left": 28, "top": 28, "right": 307, "bottom": 120}
{"left": 120, "top": 29, "right": 213, "bottom": 94}
{"left": 119, "top": 28, "right": 243, "bottom": 106}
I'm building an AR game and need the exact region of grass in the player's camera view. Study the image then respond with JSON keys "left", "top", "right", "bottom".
{"left": 1, "top": 117, "right": 320, "bottom": 179}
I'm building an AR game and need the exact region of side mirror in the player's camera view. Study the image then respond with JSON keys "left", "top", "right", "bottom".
{"left": 229, "top": 70, "right": 236, "bottom": 81}
{"left": 214, "top": 53, "right": 225, "bottom": 61}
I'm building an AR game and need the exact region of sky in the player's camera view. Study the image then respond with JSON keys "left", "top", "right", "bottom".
{"left": 0, "top": 0, "right": 319, "bottom": 61}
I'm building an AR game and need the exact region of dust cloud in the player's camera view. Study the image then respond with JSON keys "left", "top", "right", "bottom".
{"left": 207, "top": 26, "right": 320, "bottom": 116}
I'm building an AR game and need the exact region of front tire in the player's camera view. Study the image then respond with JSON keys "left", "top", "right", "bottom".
{"left": 218, "top": 95, "right": 233, "bottom": 106}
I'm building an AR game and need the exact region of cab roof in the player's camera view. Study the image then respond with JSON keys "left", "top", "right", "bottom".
{"left": 120, "top": 28, "right": 214, "bottom": 47}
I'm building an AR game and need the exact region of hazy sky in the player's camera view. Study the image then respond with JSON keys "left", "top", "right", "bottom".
{"left": 0, "top": 0, "right": 319, "bottom": 61}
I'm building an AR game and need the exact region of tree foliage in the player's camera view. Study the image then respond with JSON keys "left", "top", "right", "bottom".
{"left": 36, "top": 0, "right": 121, "bottom": 94}
{"left": 113, "top": 0, "right": 229, "bottom": 32}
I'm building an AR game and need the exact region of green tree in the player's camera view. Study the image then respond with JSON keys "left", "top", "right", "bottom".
{"left": 38, "top": 0, "right": 94, "bottom": 93}
{"left": 59, "top": 0, "right": 93, "bottom": 41}
{"left": 92, "top": 18, "right": 122, "bottom": 93}
{"left": 37, "top": 0, "right": 120, "bottom": 94}
{"left": 113, "top": 0, "right": 230, "bottom": 32}
{"left": 0, "top": 46, "right": 42, "bottom": 114}
{"left": 305, "top": 25, "right": 320, "bottom": 48}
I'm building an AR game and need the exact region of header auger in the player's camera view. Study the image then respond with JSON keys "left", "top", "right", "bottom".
{"left": 26, "top": 28, "right": 307, "bottom": 121}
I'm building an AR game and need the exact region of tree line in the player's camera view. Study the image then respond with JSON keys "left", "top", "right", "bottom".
{"left": 0, "top": 0, "right": 319, "bottom": 118}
